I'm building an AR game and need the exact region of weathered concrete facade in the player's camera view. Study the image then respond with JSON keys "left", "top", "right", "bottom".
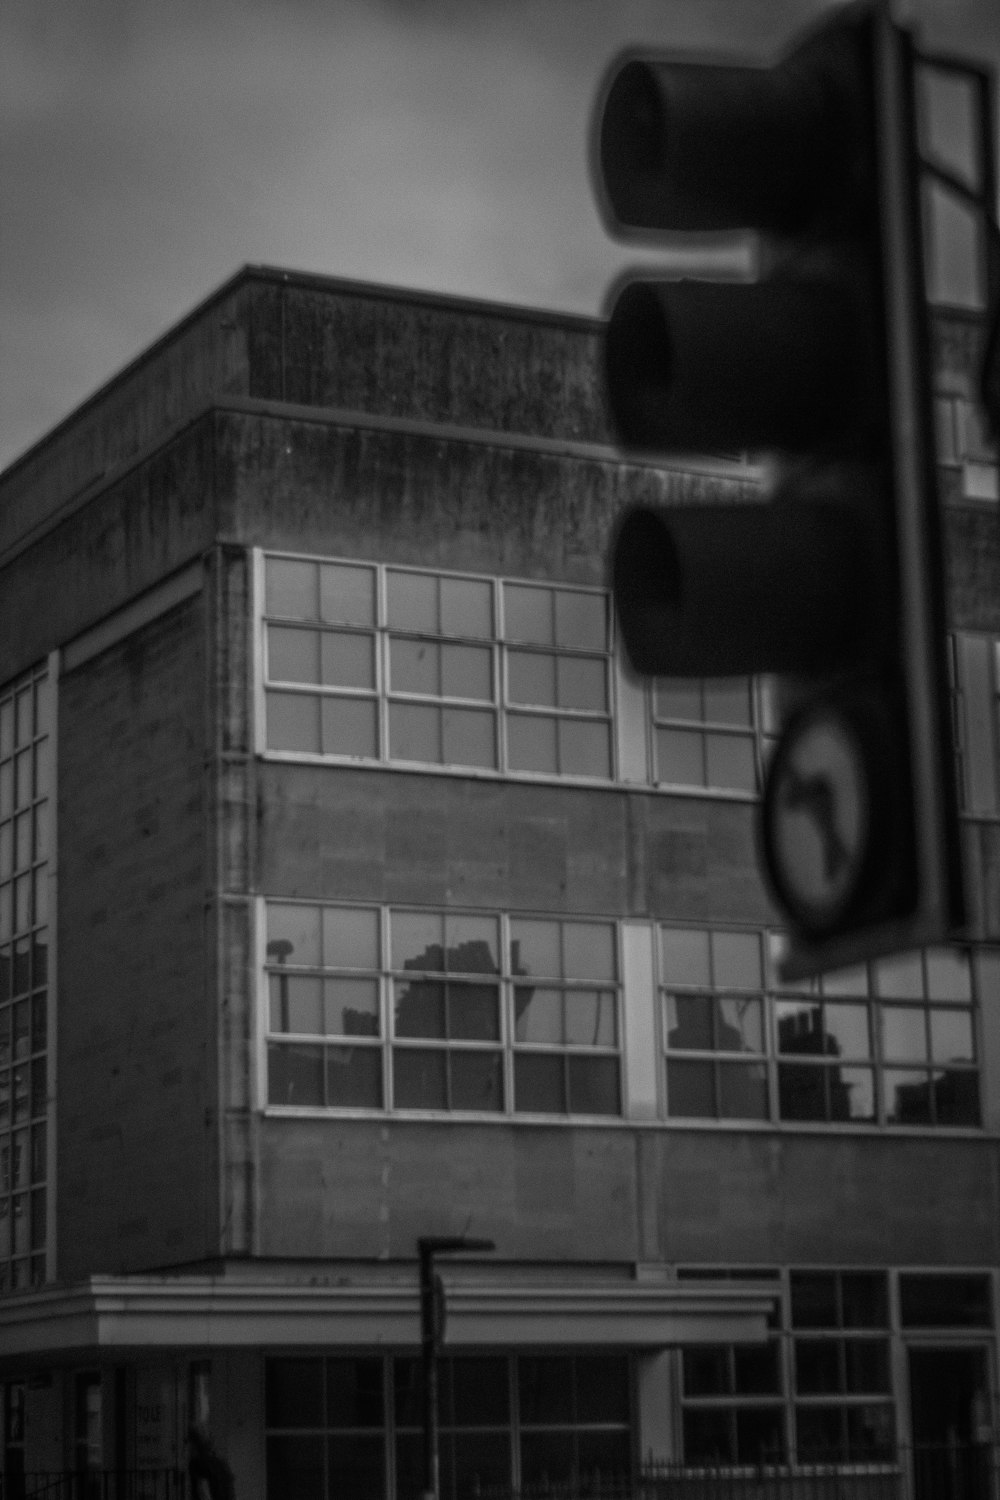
{"left": 0, "top": 267, "right": 998, "bottom": 1497}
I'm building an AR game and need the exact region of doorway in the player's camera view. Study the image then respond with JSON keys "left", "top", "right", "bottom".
{"left": 909, "top": 1346, "right": 994, "bottom": 1500}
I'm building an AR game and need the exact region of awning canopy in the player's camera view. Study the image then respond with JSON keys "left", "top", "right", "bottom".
{"left": 0, "top": 1272, "right": 775, "bottom": 1368}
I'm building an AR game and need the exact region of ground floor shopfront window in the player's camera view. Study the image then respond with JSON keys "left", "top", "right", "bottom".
{"left": 264, "top": 1352, "right": 632, "bottom": 1500}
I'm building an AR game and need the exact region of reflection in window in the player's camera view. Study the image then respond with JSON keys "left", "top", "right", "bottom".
{"left": 263, "top": 555, "right": 613, "bottom": 780}
{"left": 265, "top": 902, "right": 621, "bottom": 1119}
{"left": 662, "top": 928, "right": 769, "bottom": 1121}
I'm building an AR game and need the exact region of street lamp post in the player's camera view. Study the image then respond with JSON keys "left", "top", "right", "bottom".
{"left": 417, "top": 1235, "right": 495, "bottom": 1500}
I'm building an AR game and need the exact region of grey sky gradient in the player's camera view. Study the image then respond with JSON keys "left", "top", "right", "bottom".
{"left": 2, "top": 0, "right": 997, "bottom": 471}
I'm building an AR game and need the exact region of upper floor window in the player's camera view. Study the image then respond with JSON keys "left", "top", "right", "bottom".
{"left": 651, "top": 678, "right": 774, "bottom": 794}
{"left": 264, "top": 900, "right": 621, "bottom": 1119}
{"left": 662, "top": 926, "right": 981, "bottom": 1129}
{"left": 0, "top": 665, "right": 50, "bottom": 1294}
{"left": 263, "top": 556, "right": 612, "bottom": 780}
{"left": 935, "top": 393, "right": 999, "bottom": 502}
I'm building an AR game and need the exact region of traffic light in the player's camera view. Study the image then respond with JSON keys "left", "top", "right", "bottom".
{"left": 594, "top": 2, "right": 966, "bottom": 977}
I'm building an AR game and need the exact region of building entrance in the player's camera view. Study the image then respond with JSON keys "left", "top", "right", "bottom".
{"left": 909, "top": 1346, "right": 994, "bottom": 1500}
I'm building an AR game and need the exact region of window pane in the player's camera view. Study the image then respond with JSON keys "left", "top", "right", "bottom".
{"left": 395, "top": 979, "right": 446, "bottom": 1038}
{"left": 565, "top": 990, "right": 616, "bottom": 1047}
{"left": 926, "top": 947, "right": 972, "bottom": 1000}
{"left": 520, "top": 1431, "right": 575, "bottom": 1487}
{"left": 796, "top": 1339, "right": 842, "bottom": 1394}
{"left": 822, "top": 965, "right": 868, "bottom": 997}
{"left": 393, "top": 1047, "right": 447, "bottom": 1108}
{"left": 319, "top": 562, "right": 376, "bottom": 627}
{"left": 267, "top": 903, "right": 321, "bottom": 967}
{"left": 393, "top": 911, "right": 444, "bottom": 971}
{"left": 847, "top": 1404, "right": 895, "bottom": 1460}
{"left": 778, "top": 1063, "right": 828, "bottom": 1120}
{"left": 564, "top": 922, "right": 615, "bottom": 981}
{"left": 935, "top": 1067, "right": 980, "bottom": 1124}
{"left": 824, "top": 1003, "right": 871, "bottom": 1058}
{"left": 667, "top": 1058, "right": 715, "bottom": 1117}
{"left": 450, "top": 1432, "right": 510, "bottom": 1496}
{"left": 844, "top": 1339, "right": 891, "bottom": 1393}
{"left": 323, "top": 906, "right": 379, "bottom": 969}
{"left": 705, "top": 732, "right": 756, "bottom": 791}
{"left": 507, "top": 714, "right": 557, "bottom": 773}
{"left": 841, "top": 1273, "right": 889, "bottom": 1329}
{"left": 441, "top": 644, "right": 492, "bottom": 701}
{"left": 712, "top": 931, "right": 762, "bottom": 990}
{"left": 734, "top": 1342, "right": 782, "bottom": 1394}
{"left": 515, "top": 986, "right": 562, "bottom": 1043}
{"left": 900, "top": 1272, "right": 992, "bottom": 1327}
{"left": 704, "top": 679, "right": 752, "bottom": 725}
{"left": 268, "top": 1043, "right": 324, "bottom": 1105}
{"left": 556, "top": 656, "right": 607, "bottom": 711}
{"left": 875, "top": 952, "right": 924, "bottom": 998}
{"left": 327, "top": 1434, "right": 384, "bottom": 1497}
{"left": 884, "top": 1069, "right": 932, "bottom": 1124}
{"left": 929, "top": 1007, "right": 975, "bottom": 1062}
{"left": 326, "top": 1046, "right": 382, "bottom": 1107}
{"left": 831, "top": 1066, "right": 876, "bottom": 1121}
{"left": 266, "top": 1358, "right": 323, "bottom": 1427}
{"left": 519, "top": 1355, "right": 574, "bottom": 1424}
{"left": 511, "top": 919, "right": 560, "bottom": 978}
{"left": 576, "top": 1354, "right": 630, "bottom": 1421}
{"left": 391, "top": 637, "right": 439, "bottom": 695}
{"left": 791, "top": 1272, "right": 838, "bottom": 1328}
{"left": 269, "top": 975, "right": 323, "bottom": 1034}
{"left": 514, "top": 1052, "right": 564, "bottom": 1112}
{"left": 882, "top": 1007, "right": 928, "bottom": 1062}
{"left": 449, "top": 1050, "right": 503, "bottom": 1111}
{"left": 442, "top": 707, "right": 496, "bottom": 769}
{"left": 269, "top": 626, "right": 320, "bottom": 683}
{"left": 508, "top": 651, "right": 556, "bottom": 706}
{"left": 775, "top": 1000, "right": 824, "bottom": 1055}
{"left": 796, "top": 1405, "right": 844, "bottom": 1458}
{"left": 440, "top": 577, "right": 493, "bottom": 639}
{"left": 683, "top": 1347, "right": 730, "bottom": 1396}
{"left": 504, "top": 585, "right": 552, "bottom": 645}
{"left": 656, "top": 727, "right": 704, "bottom": 784}
{"left": 388, "top": 570, "right": 437, "bottom": 632}
{"left": 446, "top": 916, "right": 499, "bottom": 974}
{"left": 662, "top": 928, "right": 711, "bottom": 988}
{"left": 555, "top": 590, "right": 607, "bottom": 650}
{"left": 718, "top": 996, "right": 763, "bottom": 1053}
{"left": 266, "top": 1436, "right": 324, "bottom": 1500}
{"left": 667, "top": 994, "right": 714, "bottom": 1051}
{"left": 656, "top": 680, "right": 701, "bottom": 721}
{"left": 320, "top": 697, "right": 378, "bottom": 757}
{"left": 717, "top": 1060, "right": 769, "bottom": 1119}
{"left": 324, "top": 978, "right": 379, "bottom": 1037}
{"left": 448, "top": 982, "right": 500, "bottom": 1041}
{"left": 451, "top": 1357, "right": 510, "bottom": 1425}
{"left": 683, "top": 1408, "right": 734, "bottom": 1464}
{"left": 321, "top": 630, "right": 374, "bottom": 689}
{"left": 267, "top": 692, "right": 320, "bottom": 752}
{"left": 266, "top": 559, "right": 317, "bottom": 620}
{"left": 558, "top": 719, "right": 611, "bottom": 778}
{"left": 735, "top": 1407, "right": 785, "bottom": 1463}
{"left": 389, "top": 702, "right": 440, "bottom": 762}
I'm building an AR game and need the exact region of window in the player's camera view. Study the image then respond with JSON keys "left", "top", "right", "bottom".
{"left": 511, "top": 917, "right": 621, "bottom": 1116}
{"left": 935, "top": 393, "right": 999, "bottom": 502}
{"left": 652, "top": 677, "right": 773, "bottom": 794}
{"left": 264, "top": 902, "right": 622, "bottom": 1118}
{"left": 950, "top": 633, "right": 1000, "bottom": 815}
{"left": 661, "top": 928, "right": 769, "bottom": 1121}
{"left": 661, "top": 925, "right": 982, "bottom": 1130}
{"left": 263, "top": 556, "right": 612, "bottom": 779}
{"left": 0, "top": 666, "right": 49, "bottom": 1293}
{"left": 790, "top": 1271, "right": 894, "bottom": 1460}
{"left": 679, "top": 1271, "right": 785, "bottom": 1465}
{"left": 678, "top": 1268, "right": 895, "bottom": 1467}
{"left": 899, "top": 1273, "right": 992, "bottom": 1329}
{"left": 264, "top": 1354, "right": 632, "bottom": 1500}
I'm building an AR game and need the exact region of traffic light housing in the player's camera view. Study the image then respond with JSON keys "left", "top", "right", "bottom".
{"left": 595, "top": 3, "right": 966, "bottom": 976}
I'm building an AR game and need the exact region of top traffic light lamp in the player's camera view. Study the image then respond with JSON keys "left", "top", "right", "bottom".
{"left": 594, "top": 1, "right": 966, "bottom": 976}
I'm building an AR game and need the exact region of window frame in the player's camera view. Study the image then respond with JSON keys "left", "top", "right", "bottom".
{"left": 260, "top": 899, "right": 624, "bottom": 1122}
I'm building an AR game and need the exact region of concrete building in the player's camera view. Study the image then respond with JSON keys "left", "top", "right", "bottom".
{"left": 0, "top": 265, "right": 998, "bottom": 1498}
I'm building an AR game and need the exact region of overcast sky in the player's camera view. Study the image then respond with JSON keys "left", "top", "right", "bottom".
{"left": 1, "top": 0, "right": 997, "bottom": 472}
